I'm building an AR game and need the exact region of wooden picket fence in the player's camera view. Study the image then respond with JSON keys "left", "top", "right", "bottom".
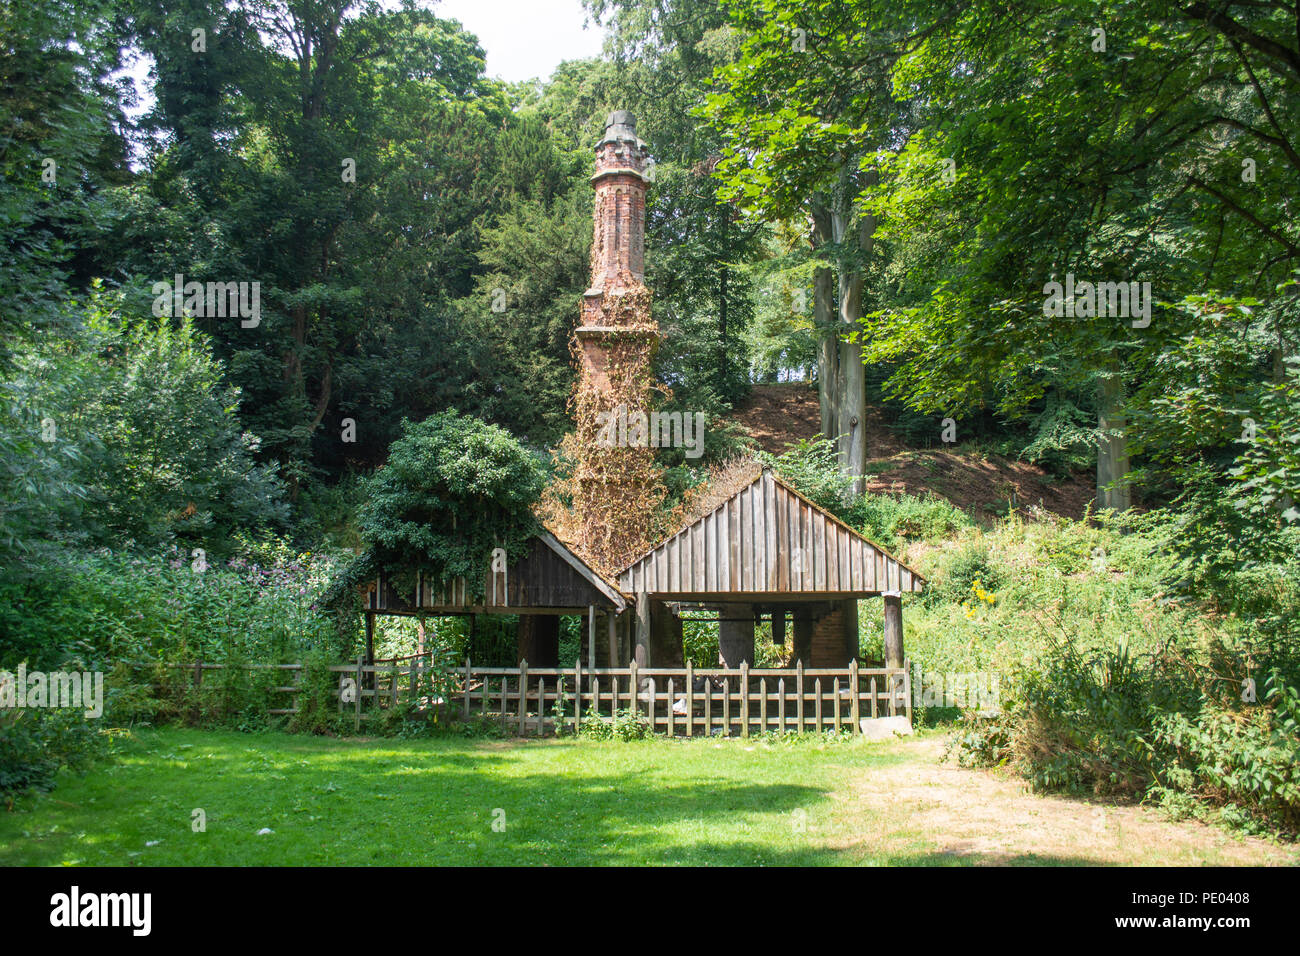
{"left": 136, "top": 657, "right": 911, "bottom": 737}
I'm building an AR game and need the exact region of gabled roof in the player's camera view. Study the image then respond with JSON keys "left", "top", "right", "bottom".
{"left": 369, "top": 530, "right": 627, "bottom": 614}
{"left": 618, "top": 468, "right": 925, "bottom": 598}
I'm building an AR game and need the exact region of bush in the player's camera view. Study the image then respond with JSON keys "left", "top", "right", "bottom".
{"left": 956, "top": 636, "right": 1194, "bottom": 799}
{"left": 0, "top": 708, "right": 105, "bottom": 802}
{"left": 289, "top": 650, "right": 349, "bottom": 736}
{"left": 926, "top": 542, "right": 1004, "bottom": 607}
{"left": 857, "top": 492, "right": 972, "bottom": 551}
{"left": 577, "top": 709, "right": 651, "bottom": 741}
{"left": 1150, "top": 671, "right": 1300, "bottom": 837}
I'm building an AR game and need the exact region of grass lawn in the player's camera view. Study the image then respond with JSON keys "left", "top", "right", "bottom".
{"left": 2, "top": 727, "right": 1293, "bottom": 866}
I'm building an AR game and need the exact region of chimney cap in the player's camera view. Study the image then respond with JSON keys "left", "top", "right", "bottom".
{"left": 599, "top": 109, "right": 642, "bottom": 147}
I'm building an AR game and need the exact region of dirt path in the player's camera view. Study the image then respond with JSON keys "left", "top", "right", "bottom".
{"left": 832, "top": 736, "right": 1298, "bottom": 866}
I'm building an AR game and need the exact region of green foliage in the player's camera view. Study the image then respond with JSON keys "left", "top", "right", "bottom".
{"left": 288, "top": 650, "right": 348, "bottom": 737}
{"left": 760, "top": 436, "right": 855, "bottom": 518}
{"left": 578, "top": 709, "right": 652, "bottom": 741}
{"left": 0, "top": 546, "right": 347, "bottom": 675}
{"left": 762, "top": 434, "right": 972, "bottom": 550}
{"left": 926, "top": 543, "right": 1003, "bottom": 608}
{"left": 346, "top": 411, "right": 547, "bottom": 600}
{"left": 856, "top": 493, "right": 972, "bottom": 552}
{"left": 0, "top": 708, "right": 105, "bottom": 801}
{"left": 1151, "top": 672, "right": 1300, "bottom": 837}
{"left": 7, "top": 287, "right": 288, "bottom": 556}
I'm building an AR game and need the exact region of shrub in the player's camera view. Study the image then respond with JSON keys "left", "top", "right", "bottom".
{"left": 1150, "top": 671, "right": 1300, "bottom": 837}
{"left": 289, "top": 649, "right": 349, "bottom": 736}
{"left": 577, "top": 709, "right": 651, "bottom": 741}
{"left": 0, "top": 708, "right": 104, "bottom": 802}
{"left": 957, "top": 636, "right": 1194, "bottom": 799}
{"left": 926, "top": 542, "right": 1004, "bottom": 607}
{"left": 857, "top": 492, "right": 972, "bottom": 551}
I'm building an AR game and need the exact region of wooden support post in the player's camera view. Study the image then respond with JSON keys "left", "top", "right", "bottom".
{"left": 772, "top": 609, "right": 786, "bottom": 647}
{"left": 760, "top": 677, "right": 768, "bottom": 734}
{"left": 587, "top": 605, "right": 596, "bottom": 669}
{"left": 574, "top": 658, "right": 582, "bottom": 731}
{"left": 684, "top": 660, "right": 695, "bottom": 737}
{"left": 647, "top": 676, "right": 656, "bottom": 731}
{"left": 883, "top": 592, "right": 905, "bottom": 669}
{"left": 740, "top": 661, "right": 750, "bottom": 738}
{"left": 634, "top": 592, "right": 651, "bottom": 669}
{"left": 607, "top": 612, "right": 619, "bottom": 668}
{"left": 849, "top": 660, "right": 860, "bottom": 735}
{"left": 463, "top": 657, "right": 471, "bottom": 720}
{"left": 629, "top": 659, "right": 638, "bottom": 716}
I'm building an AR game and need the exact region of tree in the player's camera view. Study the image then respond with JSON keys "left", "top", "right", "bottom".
{"left": 349, "top": 411, "right": 548, "bottom": 598}
{"left": 10, "top": 284, "right": 288, "bottom": 554}
{"left": 701, "top": 0, "right": 932, "bottom": 492}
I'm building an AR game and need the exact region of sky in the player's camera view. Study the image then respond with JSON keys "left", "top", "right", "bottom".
{"left": 431, "top": 0, "right": 609, "bottom": 82}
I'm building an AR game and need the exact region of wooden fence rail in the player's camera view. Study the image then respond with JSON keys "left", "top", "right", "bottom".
{"left": 130, "top": 657, "right": 911, "bottom": 737}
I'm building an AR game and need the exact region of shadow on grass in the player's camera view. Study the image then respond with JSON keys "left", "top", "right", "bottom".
{"left": 1, "top": 730, "right": 1120, "bottom": 866}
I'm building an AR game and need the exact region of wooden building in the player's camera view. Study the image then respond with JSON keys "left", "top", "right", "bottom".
{"left": 362, "top": 112, "right": 925, "bottom": 675}
{"left": 365, "top": 530, "right": 627, "bottom": 668}
{"left": 617, "top": 467, "right": 925, "bottom": 669}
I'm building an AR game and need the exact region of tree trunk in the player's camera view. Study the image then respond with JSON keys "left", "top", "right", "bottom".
{"left": 1096, "top": 360, "right": 1132, "bottom": 511}
{"left": 810, "top": 205, "right": 837, "bottom": 442}
{"left": 830, "top": 170, "right": 871, "bottom": 497}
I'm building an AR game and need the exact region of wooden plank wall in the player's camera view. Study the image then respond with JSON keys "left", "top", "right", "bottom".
{"left": 619, "top": 470, "right": 922, "bottom": 596}
{"left": 368, "top": 537, "right": 620, "bottom": 613}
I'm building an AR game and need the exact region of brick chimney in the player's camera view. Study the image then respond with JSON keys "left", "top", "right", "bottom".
{"left": 562, "top": 110, "right": 665, "bottom": 573}
{"left": 575, "top": 110, "right": 657, "bottom": 393}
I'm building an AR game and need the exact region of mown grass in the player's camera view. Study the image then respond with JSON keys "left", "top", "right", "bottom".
{"left": 1, "top": 727, "right": 921, "bottom": 866}
{"left": 5, "top": 727, "right": 1290, "bottom": 866}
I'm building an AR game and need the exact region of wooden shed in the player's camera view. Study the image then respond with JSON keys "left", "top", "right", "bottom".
{"left": 365, "top": 530, "right": 628, "bottom": 668}
{"left": 617, "top": 468, "right": 925, "bottom": 669}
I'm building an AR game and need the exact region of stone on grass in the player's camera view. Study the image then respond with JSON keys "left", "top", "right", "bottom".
{"left": 859, "top": 716, "right": 913, "bottom": 740}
